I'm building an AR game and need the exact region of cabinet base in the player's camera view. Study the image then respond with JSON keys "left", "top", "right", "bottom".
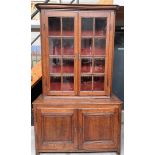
{"left": 36, "top": 151, "right": 121, "bottom": 155}
{"left": 33, "top": 95, "right": 122, "bottom": 155}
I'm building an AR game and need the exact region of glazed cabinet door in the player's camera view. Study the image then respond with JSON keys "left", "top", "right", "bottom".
{"left": 78, "top": 11, "right": 111, "bottom": 96}
{"left": 78, "top": 107, "right": 119, "bottom": 151}
{"left": 41, "top": 11, "right": 78, "bottom": 96}
{"left": 36, "top": 108, "right": 78, "bottom": 151}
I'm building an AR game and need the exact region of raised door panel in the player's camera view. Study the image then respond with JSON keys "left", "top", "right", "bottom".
{"left": 37, "top": 108, "right": 78, "bottom": 151}
{"left": 78, "top": 107, "right": 119, "bottom": 150}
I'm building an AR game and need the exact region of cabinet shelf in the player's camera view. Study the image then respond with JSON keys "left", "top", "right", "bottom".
{"left": 49, "top": 55, "right": 74, "bottom": 58}
{"left": 81, "top": 73, "right": 105, "bottom": 76}
{"left": 50, "top": 73, "right": 74, "bottom": 76}
{"left": 49, "top": 36, "right": 74, "bottom": 38}
{"left": 81, "top": 36, "right": 106, "bottom": 39}
{"left": 80, "top": 55, "right": 105, "bottom": 58}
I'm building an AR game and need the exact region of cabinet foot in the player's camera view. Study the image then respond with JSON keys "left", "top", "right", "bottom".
{"left": 117, "top": 151, "right": 120, "bottom": 155}
{"left": 36, "top": 150, "right": 39, "bottom": 155}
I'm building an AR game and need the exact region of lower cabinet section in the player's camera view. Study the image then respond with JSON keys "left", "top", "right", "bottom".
{"left": 34, "top": 104, "right": 121, "bottom": 154}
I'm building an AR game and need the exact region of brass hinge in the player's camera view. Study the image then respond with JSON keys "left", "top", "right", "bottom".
{"left": 35, "top": 110, "right": 37, "bottom": 123}
{"left": 43, "top": 24, "right": 45, "bottom": 30}
{"left": 107, "top": 78, "right": 109, "bottom": 88}
{"left": 80, "top": 127, "right": 83, "bottom": 133}
{"left": 74, "top": 127, "right": 77, "bottom": 133}
{"left": 76, "top": 53, "right": 80, "bottom": 60}
{"left": 110, "top": 23, "right": 112, "bottom": 31}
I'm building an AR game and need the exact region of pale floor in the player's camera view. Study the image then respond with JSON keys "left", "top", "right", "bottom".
{"left": 31, "top": 124, "right": 124, "bottom": 155}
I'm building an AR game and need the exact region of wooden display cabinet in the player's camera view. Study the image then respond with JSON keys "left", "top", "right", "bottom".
{"left": 33, "top": 3, "right": 122, "bottom": 155}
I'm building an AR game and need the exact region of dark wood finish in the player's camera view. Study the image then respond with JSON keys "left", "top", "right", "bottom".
{"left": 116, "top": 6, "right": 124, "bottom": 26}
{"left": 33, "top": 4, "right": 122, "bottom": 155}
{"left": 36, "top": 3, "right": 119, "bottom": 11}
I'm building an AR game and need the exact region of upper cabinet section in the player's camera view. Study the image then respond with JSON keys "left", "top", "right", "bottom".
{"left": 39, "top": 4, "right": 117, "bottom": 96}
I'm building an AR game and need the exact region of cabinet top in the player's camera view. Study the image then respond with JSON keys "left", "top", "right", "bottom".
{"left": 35, "top": 3, "right": 119, "bottom": 11}
{"left": 33, "top": 95, "right": 122, "bottom": 105}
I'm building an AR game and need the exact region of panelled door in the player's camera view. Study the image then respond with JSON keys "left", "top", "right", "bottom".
{"left": 37, "top": 108, "right": 78, "bottom": 151}
{"left": 78, "top": 11, "right": 111, "bottom": 96}
{"left": 42, "top": 11, "right": 111, "bottom": 96}
{"left": 36, "top": 107, "right": 119, "bottom": 151}
{"left": 78, "top": 107, "right": 119, "bottom": 150}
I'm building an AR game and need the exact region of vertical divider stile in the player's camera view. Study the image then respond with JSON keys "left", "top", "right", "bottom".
{"left": 60, "top": 17, "right": 63, "bottom": 91}
{"left": 78, "top": 13, "right": 81, "bottom": 95}
{"left": 92, "top": 17, "right": 95, "bottom": 92}
{"left": 104, "top": 13, "right": 110, "bottom": 95}
{"left": 75, "top": 13, "right": 78, "bottom": 95}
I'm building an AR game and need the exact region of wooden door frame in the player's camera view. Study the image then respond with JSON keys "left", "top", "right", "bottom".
{"left": 78, "top": 11, "right": 111, "bottom": 96}
{"left": 41, "top": 10, "right": 78, "bottom": 96}
{"left": 36, "top": 108, "right": 78, "bottom": 150}
{"left": 78, "top": 107, "right": 119, "bottom": 150}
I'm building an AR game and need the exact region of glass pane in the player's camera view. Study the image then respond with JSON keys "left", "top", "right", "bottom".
{"left": 62, "top": 76, "right": 74, "bottom": 91}
{"left": 81, "top": 76, "right": 92, "bottom": 91}
{"left": 49, "top": 38, "right": 61, "bottom": 55}
{"left": 81, "top": 58, "right": 92, "bottom": 73}
{"left": 50, "top": 76, "right": 61, "bottom": 91}
{"left": 62, "top": 58, "right": 74, "bottom": 73}
{"left": 95, "top": 18, "right": 107, "bottom": 36}
{"left": 62, "top": 18, "right": 74, "bottom": 36}
{"left": 48, "top": 17, "right": 61, "bottom": 36}
{"left": 81, "top": 38, "right": 92, "bottom": 55}
{"left": 94, "top": 58, "right": 105, "bottom": 73}
{"left": 62, "top": 38, "right": 74, "bottom": 55}
{"left": 94, "top": 38, "right": 106, "bottom": 55}
{"left": 50, "top": 58, "right": 61, "bottom": 73}
{"left": 82, "top": 18, "right": 93, "bottom": 36}
{"left": 93, "top": 76, "right": 104, "bottom": 91}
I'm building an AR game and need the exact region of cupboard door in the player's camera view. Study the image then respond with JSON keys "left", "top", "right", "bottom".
{"left": 43, "top": 11, "right": 78, "bottom": 96}
{"left": 79, "top": 12, "right": 111, "bottom": 96}
{"left": 37, "top": 108, "right": 78, "bottom": 151}
{"left": 78, "top": 107, "right": 119, "bottom": 150}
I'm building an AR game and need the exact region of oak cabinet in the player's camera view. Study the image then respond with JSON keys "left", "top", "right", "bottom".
{"left": 33, "top": 3, "right": 122, "bottom": 155}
